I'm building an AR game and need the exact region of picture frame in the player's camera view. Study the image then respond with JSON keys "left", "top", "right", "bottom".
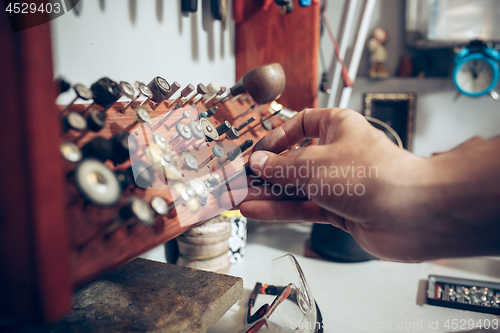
{"left": 363, "top": 93, "right": 416, "bottom": 151}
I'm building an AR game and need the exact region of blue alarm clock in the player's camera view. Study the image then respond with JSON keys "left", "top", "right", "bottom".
{"left": 453, "top": 40, "right": 500, "bottom": 98}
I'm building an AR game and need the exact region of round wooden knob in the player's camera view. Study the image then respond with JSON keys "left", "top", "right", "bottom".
{"left": 230, "top": 63, "right": 286, "bottom": 104}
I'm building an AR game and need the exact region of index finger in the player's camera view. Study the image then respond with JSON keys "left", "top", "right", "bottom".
{"left": 252, "top": 108, "right": 349, "bottom": 154}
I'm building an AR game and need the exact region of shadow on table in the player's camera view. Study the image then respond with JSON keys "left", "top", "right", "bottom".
{"left": 207, "top": 288, "right": 252, "bottom": 333}
{"left": 246, "top": 221, "right": 313, "bottom": 258}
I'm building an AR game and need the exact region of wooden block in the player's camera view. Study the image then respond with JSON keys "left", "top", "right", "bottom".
{"left": 39, "top": 258, "right": 243, "bottom": 333}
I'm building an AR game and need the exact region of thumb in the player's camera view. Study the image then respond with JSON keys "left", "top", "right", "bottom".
{"left": 248, "top": 150, "right": 311, "bottom": 188}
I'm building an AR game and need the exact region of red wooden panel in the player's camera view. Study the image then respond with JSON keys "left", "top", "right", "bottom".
{"left": 235, "top": 0, "right": 321, "bottom": 111}
{"left": 0, "top": 15, "right": 72, "bottom": 322}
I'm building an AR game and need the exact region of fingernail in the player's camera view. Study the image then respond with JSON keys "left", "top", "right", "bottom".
{"left": 249, "top": 151, "right": 269, "bottom": 171}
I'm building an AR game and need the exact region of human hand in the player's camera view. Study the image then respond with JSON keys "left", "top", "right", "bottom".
{"left": 221, "top": 108, "right": 500, "bottom": 261}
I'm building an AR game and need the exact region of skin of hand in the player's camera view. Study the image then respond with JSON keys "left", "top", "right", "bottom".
{"left": 220, "top": 108, "right": 500, "bottom": 262}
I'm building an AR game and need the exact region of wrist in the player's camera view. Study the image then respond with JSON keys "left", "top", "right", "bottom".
{"left": 382, "top": 153, "right": 436, "bottom": 221}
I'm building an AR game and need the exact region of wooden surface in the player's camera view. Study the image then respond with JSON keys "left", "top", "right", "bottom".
{"left": 0, "top": 14, "right": 72, "bottom": 323}
{"left": 8, "top": 258, "right": 244, "bottom": 333}
{"left": 235, "top": 0, "right": 321, "bottom": 111}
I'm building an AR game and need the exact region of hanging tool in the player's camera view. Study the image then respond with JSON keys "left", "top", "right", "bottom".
{"left": 181, "top": 0, "right": 197, "bottom": 12}
{"left": 211, "top": 0, "right": 227, "bottom": 21}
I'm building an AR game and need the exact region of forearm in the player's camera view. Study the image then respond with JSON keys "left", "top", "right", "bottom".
{"left": 400, "top": 136, "right": 500, "bottom": 258}
{"left": 367, "top": 136, "right": 500, "bottom": 260}
{"left": 240, "top": 107, "right": 500, "bottom": 260}
{"left": 427, "top": 136, "right": 500, "bottom": 224}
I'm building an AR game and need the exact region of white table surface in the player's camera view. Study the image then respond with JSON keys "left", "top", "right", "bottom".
{"left": 206, "top": 222, "right": 500, "bottom": 333}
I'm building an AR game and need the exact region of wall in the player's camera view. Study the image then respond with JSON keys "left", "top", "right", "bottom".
{"left": 51, "top": 0, "right": 235, "bottom": 105}
{"left": 320, "top": 0, "right": 500, "bottom": 157}
{"left": 349, "top": 78, "right": 500, "bottom": 157}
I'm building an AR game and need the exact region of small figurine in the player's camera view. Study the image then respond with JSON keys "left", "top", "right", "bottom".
{"left": 367, "top": 27, "right": 390, "bottom": 79}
